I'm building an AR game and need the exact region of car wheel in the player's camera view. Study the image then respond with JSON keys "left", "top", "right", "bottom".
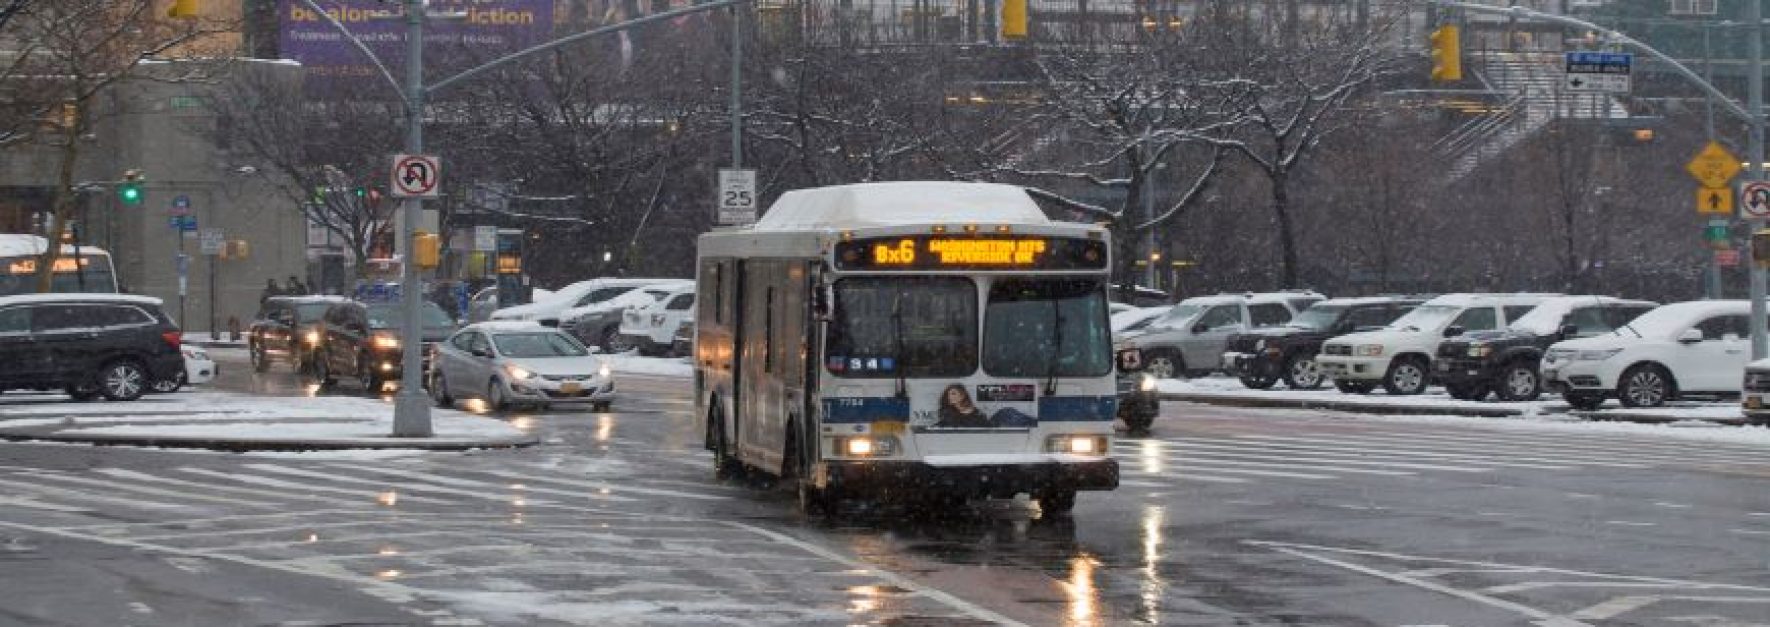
{"left": 1282, "top": 354, "right": 1325, "bottom": 389}
{"left": 1446, "top": 382, "right": 1488, "bottom": 401}
{"left": 250, "top": 342, "right": 269, "bottom": 373}
{"left": 487, "top": 378, "right": 509, "bottom": 412}
{"left": 1618, "top": 364, "right": 1672, "bottom": 408}
{"left": 1382, "top": 357, "right": 1429, "bottom": 396}
{"left": 1144, "top": 350, "right": 1183, "bottom": 380}
{"left": 1334, "top": 380, "right": 1374, "bottom": 395}
{"left": 431, "top": 371, "right": 452, "bottom": 408}
{"left": 357, "top": 353, "right": 380, "bottom": 394}
{"left": 1495, "top": 362, "right": 1542, "bottom": 402}
{"left": 97, "top": 360, "right": 149, "bottom": 401}
{"left": 1238, "top": 373, "right": 1277, "bottom": 390}
{"left": 151, "top": 371, "right": 186, "bottom": 394}
{"left": 311, "top": 352, "right": 336, "bottom": 389}
{"left": 65, "top": 384, "right": 101, "bottom": 402}
{"left": 1564, "top": 392, "right": 1606, "bottom": 411}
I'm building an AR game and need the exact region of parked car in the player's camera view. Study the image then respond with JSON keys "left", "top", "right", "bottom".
{"left": 490, "top": 277, "right": 683, "bottom": 327}
{"left": 617, "top": 284, "right": 694, "bottom": 356}
{"left": 1435, "top": 296, "right": 1657, "bottom": 402}
{"left": 312, "top": 300, "right": 457, "bottom": 393}
{"left": 1110, "top": 306, "right": 1169, "bottom": 337}
{"left": 563, "top": 280, "right": 691, "bottom": 350}
{"left": 466, "top": 286, "right": 498, "bottom": 323}
{"left": 151, "top": 344, "right": 216, "bottom": 393}
{"left": 0, "top": 294, "right": 184, "bottom": 401}
{"left": 1317, "top": 293, "right": 1555, "bottom": 395}
{"left": 248, "top": 295, "right": 348, "bottom": 373}
{"left": 1114, "top": 347, "right": 1158, "bottom": 434}
{"left": 1222, "top": 296, "right": 1424, "bottom": 390}
{"left": 429, "top": 321, "right": 615, "bottom": 412}
{"left": 1743, "top": 358, "right": 1770, "bottom": 424}
{"left": 1119, "top": 291, "right": 1326, "bottom": 379}
{"left": 1543, "top": 300, "right": 1753, "bottom": 409}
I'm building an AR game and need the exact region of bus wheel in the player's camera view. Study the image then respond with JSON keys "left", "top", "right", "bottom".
{"left": 798, "top": 480, "right": 836, "bottom": 519}
{"left": 1036, "top": 489, "right": 1077, "bottom": 515}
{"left": 710, "top": 406, "right": 741, "bottom": 480}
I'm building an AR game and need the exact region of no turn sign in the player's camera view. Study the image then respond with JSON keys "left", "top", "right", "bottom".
{"left": 390, "top": 154, "right": 441, "bottom": 199}
{"left": 1743, "top": 181, "right": 1770, "bottom": 220}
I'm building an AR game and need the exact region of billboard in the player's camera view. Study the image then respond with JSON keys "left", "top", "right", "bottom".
{"left": 279, "top": 0, "right": 554, "bottom": 83}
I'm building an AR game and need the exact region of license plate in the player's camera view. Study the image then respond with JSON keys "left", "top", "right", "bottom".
{"left": 560, "top": 382, "right": 582, "bottom": 394}
{"left": 1749, "top": 397, "right": 1762, "bottom": 410}
{"left": 1436, "top": 362, "right": 1450, "bottom": 372}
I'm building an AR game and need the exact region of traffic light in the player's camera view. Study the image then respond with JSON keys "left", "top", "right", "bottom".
{"left": 119, "top": 170, "right": 144, "bottom": 205}
{"left": 413, "top": 232, "right": 441, "bottom": 269}
{"left": 168, "top": 0, "right": 200, "bottom": 19}
{"left": 1429, "top": 24, "right": 1462, "bottom": 82}
{"left": 1755, "top": 229, "right": 1770, "bottom": 268}
{"left": 1002, "top": 0, "right": 1028, "bottom": 40}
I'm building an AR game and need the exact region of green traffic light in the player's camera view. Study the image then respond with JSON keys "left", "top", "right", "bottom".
{"left": 120, "top": 184, "right": 142, "bottom": 205}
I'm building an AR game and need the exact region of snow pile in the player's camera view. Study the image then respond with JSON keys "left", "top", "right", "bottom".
{"left": 598, "top": 353, "right": 693, "bottom": 378}
{"left": 1156, "top": 376, "right": 1556, "bottom": 413}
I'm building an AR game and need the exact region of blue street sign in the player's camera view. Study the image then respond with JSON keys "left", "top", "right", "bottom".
{"left": 1564, "top": 52, "right": 1632, "bottom": 93}
{"left": 172, "top": 195, "right": 190, "bottom": 209}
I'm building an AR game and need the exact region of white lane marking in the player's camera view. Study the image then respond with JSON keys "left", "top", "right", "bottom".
{"left": 1486, "top": 581, "right": 1700, "bottom": 594}
{"left": 1164, "top": 455, "right": 1411, "bottom": 476}
{"left": 317, "top": 463, "right": 637, "bottom": 504}
{"left": 1751, "top": 512, "right": 1770, "bottom": 517}
{"left": 284, "top": 544, "right": 535, "bottom": 564}
{"left": 1118, "top": 471, "right": 1248, "bottom": 484}
{"left": 1568, "top": 596, "right": 1661, "bottom": 620}
{"left": 1169, "top": 464, "right": 1334, "bottom": 480}
{"left": 1729, "top": 528, "right": 1770, "bottom": 536}
{"left": 56, "top": 508, "right": 373, "bottom": 531}
{"left": 449, "top": 467, "right": 728, "bottom": 501}
{"left": 94, "top": 468, "right": 358, "bottom": 507}
{"left": 1603, "top": 520, "right": 1657, "bottom": 527}
{"left": 1229, "top": 435, "right": 1577, "bottom": 470}
{"left": 726, "top": 521, "right": 1031, "bottom": 627}
{"left": 1653, "top": 502, "right": 1691, "bottom": 509}
{"left": 1116, "top": 479, "right": 1166, "bottom": 488}
{"left": 128, "top": 520, "right": 386, "bottom": 542}
{"left": 0, "top": 477, "right": 189, "bottom": 511}
{"left": 1253, "top": 432, "right": 1652, "bottom": 468}
{"left": 1566, "top": 493, "right": 1599, "bottom": 500}
{"left": 209, "top": 529, "right": 456, "bottom": 552}
{"left": 1354, "top": 430, "right": 1761, "bottom": 466}
{"left": 177, "top": 467, "right": 451, "bottom": 505}
{"left": 71, "top": 469, "right": 303, "bottom": 508}
{"left": 1246, "top": 540, "right": 1770, "bottom": 593}
{"left": 1127, "top": 448, "right": 1419, "bottom": 475}
{"left": 0, "top": 495, "right": 90, "bottom": 512}
{"left": 19, "top": 471, "right": 280, "bottom": 507}
{"left": 1139, "top": 440, "right": 1492, "bottom": 472}
{"left": 240, "top": 464, "right": 573, "bottom": 506}
{"left": 1249, "top": 543, "right": 1583, "bottom": 626}
{"left": 1132, "top": 448, "right": 1437, "bottom": 471}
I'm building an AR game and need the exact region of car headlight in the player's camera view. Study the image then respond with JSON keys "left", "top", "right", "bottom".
{"left": 1544, "top": 349, "right": 1572, "bottom": 364}
{"left": 1139, "top": 375, "right": 1157, "bottom": 392}
{"left": 304, "top": 331, "right": 321, "bottom": 346}
{"left": 506, "top": 365, "right": 534, "bottom": 380}
{"left": 1046, "top": 434, "right": 1109, "bottom": 456}
{"left": 598, "top": 362, "right": 611, "bottom": 379}
{"left": 1355, "top": 344, "right": 1384, "bottom": 357}
{"left": 1467, "top": 344, "right": 1492, "bottom": 358}
{"left": 1575, "top": 349, "right": 1623, "bottom": 361}
{"left": 371, "top": 332, "right": 400, "bottom": 350}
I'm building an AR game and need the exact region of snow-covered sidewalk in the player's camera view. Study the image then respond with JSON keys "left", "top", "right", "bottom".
{"left": 0, "top": 390, "right": 537, "bottom": 451}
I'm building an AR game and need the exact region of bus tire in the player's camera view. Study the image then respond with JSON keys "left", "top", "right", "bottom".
{"left": 710, "top": 404, "right": 741, "bottom": 480}
{"left": 1037, "top": 489, "right": 1077, "bottom": 515}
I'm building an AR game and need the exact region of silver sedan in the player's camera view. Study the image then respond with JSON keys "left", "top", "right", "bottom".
{"left": 428, "top": 322, "right": 615, "bottom": 412}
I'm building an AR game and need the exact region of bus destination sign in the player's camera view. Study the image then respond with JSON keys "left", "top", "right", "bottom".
{"left": 835, "top": 235, "right": 1107, "bottom": 271}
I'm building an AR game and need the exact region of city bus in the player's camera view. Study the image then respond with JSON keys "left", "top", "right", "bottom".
{"left": 0, "top": 235, "right": 118, "bottom": 296}
{"left": 693, "top": 181, "right": 1121, "bottom": 517}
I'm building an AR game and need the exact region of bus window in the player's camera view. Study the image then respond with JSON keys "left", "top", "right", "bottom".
{"left": 826, "top": 277, "right": 976, "bottom": 378}
{"left": 0, "top": 250, "right": 117, "bottom": 296}
{"left": 983, "top": 279, "right": 1111, "bottom": 378}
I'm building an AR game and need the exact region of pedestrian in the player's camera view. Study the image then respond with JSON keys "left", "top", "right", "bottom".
{"left": 261, "top": 279, "right": 280, "bottom": 304}
{"left": 287, "top": 275, "right": 308, "bottom": 296}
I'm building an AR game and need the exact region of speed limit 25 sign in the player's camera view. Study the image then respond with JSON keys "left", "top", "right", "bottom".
{"left": 717, "top": 169, "right": 757, "bottom": 225}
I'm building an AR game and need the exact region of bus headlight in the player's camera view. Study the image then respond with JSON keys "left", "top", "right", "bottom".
{"left": 836, "top": 436, "right": 898, "bottom": 457}
{"left": 304, "top": 331, "right": 321, "bottom": 346}
{"left": 1048, "top": 435, "right": 1109, "bottom": 456}
{"left": 1138, "top": 375, "right": 1157, "bottom": 392}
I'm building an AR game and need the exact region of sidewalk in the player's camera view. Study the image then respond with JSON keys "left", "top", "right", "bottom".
{"left": 0, "top": 391, "right": 538, "bottom": 452}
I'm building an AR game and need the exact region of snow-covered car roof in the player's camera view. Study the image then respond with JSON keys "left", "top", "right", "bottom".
{"left": 1506, "top": 296, "right": 1657, "bottom": 335}
{"left": 558, "top": 285, "right": 678, "bottom": 320}
{"left": 752, "top": 182, "right": 1048, "bottom": 231}
{"left": 1110, "top": 306, "right": 1167, "bottom": 332}
{"left": 1621, "top": 300, "right": 1750, "bottom": 340}
{"left": 0, "top": 235, "right": 110, "bottom": 258}
{"left": 0, "top": 293, "right": 161, "bottom": 307}
{"left": 464, "top": 320, "right": 555, "bottom": 334}
{"left": 1313, "top": 296, "right": 1421, "bottom": 307}
{"left": 1420, "top": 292, "right": 1560, "bottom": 308}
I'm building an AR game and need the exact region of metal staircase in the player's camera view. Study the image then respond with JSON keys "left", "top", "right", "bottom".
{"left": 1436, "top": 51, "right": 1629, "bottom": 180}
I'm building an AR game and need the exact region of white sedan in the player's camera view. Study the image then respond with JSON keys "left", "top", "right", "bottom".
{"left": 429, "top": 322, "right": 615, "bottom": 412}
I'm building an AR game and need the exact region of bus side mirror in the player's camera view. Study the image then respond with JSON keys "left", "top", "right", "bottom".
{"left": 1116, "top": 348, "right": 1144, "bottom": 372}
{"left": 813, "top": 284, "right": 834, "bottom": 321}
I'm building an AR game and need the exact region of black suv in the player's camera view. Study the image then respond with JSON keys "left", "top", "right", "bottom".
{"left": 1223, "top": 297, "right": 1423, "bottom": 389}
{"left": 0, "top": 294, "right": 185, "bottom": 401}
{"left": 1435, "top": 297, "right": 1656, "bottom": 401}
{"left": 249, "top": 296, "right": 344, "bottom": 373}
{"left": 312, "top": 299, "right": 456, "bottom": 393}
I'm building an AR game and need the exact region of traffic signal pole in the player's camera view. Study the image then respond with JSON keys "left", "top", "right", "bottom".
{"left": 391, "top": 0, "right": 431, "bottom": 437}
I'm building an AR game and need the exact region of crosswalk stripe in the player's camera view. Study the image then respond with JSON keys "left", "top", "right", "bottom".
{"left": 1116, "top": 470, "right": 1249, "bottom": 484}
{"left": 1167, "top": 464, "right": 1335, "bottom": 480}
{"left": 1223, "top": 436, "right": 1579, "bottom": 470}
{"left": 318, "top": 463, "right": 640, "bottom": 504}
{"left": 0, "top": 476, "right": 189, "bottom": 511}
{"left": 19, "top": 470, "right": 281, "bottom": 507}
{"left": 91, "top": 468, "right": 355, "bottom": 507}
{"left": 1357, "top": 429, "right": 1770, "bottom": 466}
{"left": 239, "top": 463, "right": 554, "bottom": 506}
{"left": 452, "top": 467, "right": 729, "bottom": 501}
{"left": 1265, "top": 431, "right": 1675, "bottom": 467}
{"left": 177, "top": 467, "right": 452, "bottom": 505}
{"left": 1118, "top": 442, "right": 1493, "bottom": 471}
{"left": 1228, "top": 433, "right": 1623, "bottom": 468}
{"left": 1124, "top": 453, "right": 1414, "bottom": 476}
{"left": 0, "top": 495, "right": 90, "bottom": 513}
{"left": 126, "top": 519, "right": 388, "bottom": 542}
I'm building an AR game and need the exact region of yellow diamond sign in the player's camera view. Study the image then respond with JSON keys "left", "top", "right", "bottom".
{"left": 1687, "top": 140, "right": 1743, "bottom": 189}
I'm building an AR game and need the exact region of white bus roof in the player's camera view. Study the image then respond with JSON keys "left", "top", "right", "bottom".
{"left": 751, "top": 182, "right": 1050, "bottom": 231}
{"left": 0, "top": 234, "right": 110, "bottom": 257}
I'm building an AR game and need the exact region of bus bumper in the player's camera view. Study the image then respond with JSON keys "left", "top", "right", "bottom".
{"left": 822, "top": 455, "right": 1118, "bottom": 498}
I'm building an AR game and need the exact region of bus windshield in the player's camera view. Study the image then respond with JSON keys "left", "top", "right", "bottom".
{"left": 827, "top": 277, "right": 976, "bottom": 378}
{"left": 983, "top": 278, "right": 1111, "bottom": 378}
{"left": 0, "top": 253, "right": 117, "bottom": 296}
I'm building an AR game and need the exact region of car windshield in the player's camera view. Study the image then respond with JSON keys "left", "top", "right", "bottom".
{"left": 1387, "top": 304, "right": 1460, "bottom": 332}
{"left": 367, "top": 303, "right": 454, "bottom": 329}
{"left": 983, "top": 279, "right": 1111, "bottom": 377}
{"left": 295, "top": 303, "right": 331, "bottom": 323}
{"left": 1150, "top": 304, "right": 1205, "bottom": 329}
{"left": 826, "top": 277, "right": 976, "bottom": 378}
{"left": 493, "top": 332, "right": 589, "bottom": 357}
{"left": 1287, "top": 305, "right": 1345, "bottom": 331}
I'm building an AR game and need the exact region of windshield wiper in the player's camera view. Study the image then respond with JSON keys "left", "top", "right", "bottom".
{"left": 891, "top": 290, "right": 908, "bottom": 400}
{"left": 1045, "top": 298, "right": 1063, "bottom": 396}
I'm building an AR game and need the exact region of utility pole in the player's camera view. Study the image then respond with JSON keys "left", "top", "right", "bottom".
{"left": 1750, "top": 0, "right": 1768, "bottom": 360}
{"left": 730, "top": 5, "right": 742, "bottom": 170}
{"left": 1704, "top": 24, "right": 1723, "bottom": 300}
{"left": 391, "top": 0, "right": 431, "bottom": 437}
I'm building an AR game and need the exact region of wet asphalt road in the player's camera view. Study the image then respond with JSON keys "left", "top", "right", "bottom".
{"left": 1, "top": 349, "right": 1769, "bottom": 626}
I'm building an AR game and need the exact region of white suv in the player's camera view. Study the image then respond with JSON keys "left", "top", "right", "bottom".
{"left": 1317, "top": 293, "right": 1553, "bottom": 395}
{"left": 1119, "top": 291, "right": 1325, "bottom": 379}
{"left": 1543, "top": 300, "right": 1752, "bottom": 409}
{"left": 617, "top": 284, "right": 695, "bottom": 357}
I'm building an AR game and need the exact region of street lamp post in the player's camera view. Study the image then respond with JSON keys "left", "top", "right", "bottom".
{"left": 390, "top": 0, "right": 431, "bottom": 437}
